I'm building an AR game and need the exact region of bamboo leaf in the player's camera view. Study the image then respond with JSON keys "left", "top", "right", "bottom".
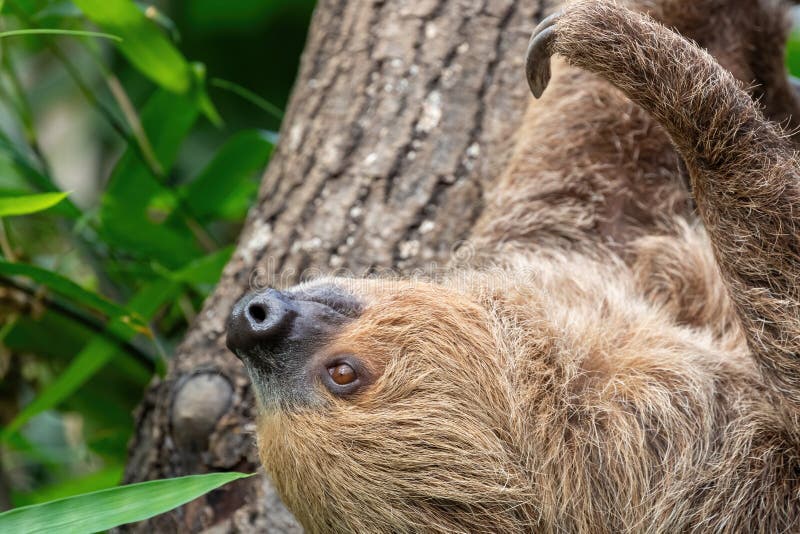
{"left": 99, "top": 89, "right": 201, "bottom": 267}
{"left": 0, "top": 261, "right": 148, "bottom": 334}
{"left": 0, "top": 191, "right": 68, "bottom": 217}
{"left": 0, "top": 472, "right": 254, "bottom": 534}
{"left": 182, "top": 130, "right": 274, "bottom": 221}
{"left": 72, "top": 0, "right": 192, "bottom": 93}
{"left": 169, "top": 246, "right": 234, "bottom": 286}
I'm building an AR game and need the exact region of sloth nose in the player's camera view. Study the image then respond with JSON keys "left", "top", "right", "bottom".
{"left": 226, "top": 288, "right": 298, "bottom": 357}
{"left": 226, "top": 284, "right": 361, "bottom": 373}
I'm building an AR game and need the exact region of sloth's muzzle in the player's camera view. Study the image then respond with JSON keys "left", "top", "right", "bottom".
{"left": 226, "top": 285, "right": 361, "bottom": 374}
{"left": 226, "top": 288, "right": 298, "bottom": 360}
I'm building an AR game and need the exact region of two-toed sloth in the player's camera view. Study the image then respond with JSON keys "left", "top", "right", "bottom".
{"left": 226, "top": 0, "right": 800, "bottom": 531}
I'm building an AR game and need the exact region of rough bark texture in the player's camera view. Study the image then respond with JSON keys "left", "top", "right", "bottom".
{"left": 121, "top": 0, "right": 553, "bottom": 531}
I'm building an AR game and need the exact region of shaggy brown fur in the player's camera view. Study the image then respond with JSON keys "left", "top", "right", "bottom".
{"left": 243, "top": 0, "right": 800, "bottom": 532}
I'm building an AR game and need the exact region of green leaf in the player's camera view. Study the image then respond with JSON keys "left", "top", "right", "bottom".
{"left": 0, "top": 28, "right": 121, "bottom": 40}
{"left": 0, "top": 261, "right": 148, "bottom": 334}
{"left": 191, "top": 62, "right": 223, "bottom": 127}
{"left": 72, "top": 0, "right": 191, "bottom": 93}
{"left": 99, "top": 90, "right": 201, "bottom": 267}
{"left": 0, "top": 280, "right": 180, "bottom": 441}
{"left": 0, "top": 136, "right": 80, "bottom": 217}
{"left": 3, "top": 338, "right": 119, "bottom": 439}
{"left": 0, "top": 472, "right": 254, "bottom": 533}
{"left": 169, "top": 246, "right": 234, "bottom": 286}
{"left": 0, "top": 191, "right": 68, "bottom": 217}
{"left": 182, "top": 130, "right": 274, "bottom": 221}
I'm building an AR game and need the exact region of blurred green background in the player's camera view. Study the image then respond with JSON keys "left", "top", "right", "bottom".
{"left": 1, "top": 0, "right": 800, "bottom": 515}
{"left": 0, "top": 0, "right": 313, "bottom": 510}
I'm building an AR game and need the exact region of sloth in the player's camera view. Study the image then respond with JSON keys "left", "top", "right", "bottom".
{"left": 226, "top": 0, "right": 800, "bottom": 532}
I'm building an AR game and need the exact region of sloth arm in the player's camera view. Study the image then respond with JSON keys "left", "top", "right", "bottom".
{"left": 469, "top": 61, "right": 690, "bottom": 254}
{"left": 528, "top": 0, "right": 800, "bottom": 411}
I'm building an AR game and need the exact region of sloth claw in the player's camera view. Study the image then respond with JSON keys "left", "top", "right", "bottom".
{"left": 526, "top": 11, "right": 562, "bottom": 99}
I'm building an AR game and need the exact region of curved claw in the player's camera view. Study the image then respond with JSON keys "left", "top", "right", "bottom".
{"left": 525, "top": 11, "right": 562, "bottom": 99}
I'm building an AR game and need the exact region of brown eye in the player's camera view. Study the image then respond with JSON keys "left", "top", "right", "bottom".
{"left": 328, "top": 363, "right": 357, "bottom": 385}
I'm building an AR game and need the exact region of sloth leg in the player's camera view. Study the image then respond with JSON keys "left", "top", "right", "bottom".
{"left": 626, "top": 0, "right": 800, "bottom": 142}
{"left": 529, "top": 0, "right": 800, "bottom": 410}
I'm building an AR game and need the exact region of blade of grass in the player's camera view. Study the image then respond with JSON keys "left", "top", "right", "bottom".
{"left": 0, "top": 218, "right": 14, "bottom": 259}
{"left": 0, "top": 472, "right": 254, "bottom": 533}
{"left": 105, "top": 73, "right": 163, "bottom": 175}
{"left": 211, "top": 78, "right": 284, "bottom": 121}
{"left": 0, "top": 191, "right": 68, "bottom": 216}
{"left": 0, "top": 28, "right": 121, "bottom": 40}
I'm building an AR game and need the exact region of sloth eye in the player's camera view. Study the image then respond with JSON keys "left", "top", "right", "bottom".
{"left": 328, "top": 363, "right": 357, "bottom": 385}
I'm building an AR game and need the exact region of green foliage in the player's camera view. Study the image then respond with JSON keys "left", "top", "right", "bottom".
{"left": 0, "top": 472, "right": 253, "bottom": 532}
{"left": 5, "top": 0, "right": 795, "bottom": 527}
{"left": 0, "top": 260, "right": 148, "bottom": 332}
{"left": 73, "top": 0, "right": 192, "bottom": 92}
{"left": 787, "top": 30, "right": 800, "bottom": 77}
{"left": 0, "top": 191, "right": 67, "bottom": 216}
{"left": 0, "top": 0, "right": 313, "bottom": 524}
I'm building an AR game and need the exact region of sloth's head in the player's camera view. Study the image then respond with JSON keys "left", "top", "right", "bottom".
{"left": 226, "top": 277, "right": 535, "bottom": 532}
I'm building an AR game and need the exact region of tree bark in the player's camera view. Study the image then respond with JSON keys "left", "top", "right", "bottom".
{"left": 122, "top": 0, "right": 553, "bottom": 531}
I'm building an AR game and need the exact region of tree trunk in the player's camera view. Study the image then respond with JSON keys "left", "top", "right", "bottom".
{"left": 122, "top": 0, "right": 553, "bottom": 531}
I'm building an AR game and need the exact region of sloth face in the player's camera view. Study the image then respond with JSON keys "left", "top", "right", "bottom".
{"left": 226, "top": 278, "right": 531, "bottom": 532}
{"left": 226, "top": 278, "right": 505, "bottom": 409}
{"left": 226, "top": 281, "right": 368, "bottom": 408}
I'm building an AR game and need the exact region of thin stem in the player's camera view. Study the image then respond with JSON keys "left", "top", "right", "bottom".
{"left": 105, "top": 75, "right": 163, "bottom": 176}
{"left": 0, "top": 29, "right": 121, "bottom": 41}
{"left": 211, "top": 78, "right": 284, "bottom": 121}
{"left": 0, "top": 219, "right": 15, "bottom": 261}
{"left": 6, "top": 0, "right": 165, "bottom": 178}
{"left": 1, "top": 51, "right": 53, "bottom": 178}
{"left": 0, "top": 275, "right": 156, "bottom": 372}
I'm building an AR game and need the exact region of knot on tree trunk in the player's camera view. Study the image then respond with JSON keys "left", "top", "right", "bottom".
{"left": 171, "top": 372, "right": 233, "bottom": 454}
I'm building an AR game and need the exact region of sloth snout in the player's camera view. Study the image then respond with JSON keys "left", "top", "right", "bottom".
{"left": 226, "top": 289, "right": 299, "bottom": 359}
{"left": 226, "top": 284, "right": 360, "bottom": 376}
